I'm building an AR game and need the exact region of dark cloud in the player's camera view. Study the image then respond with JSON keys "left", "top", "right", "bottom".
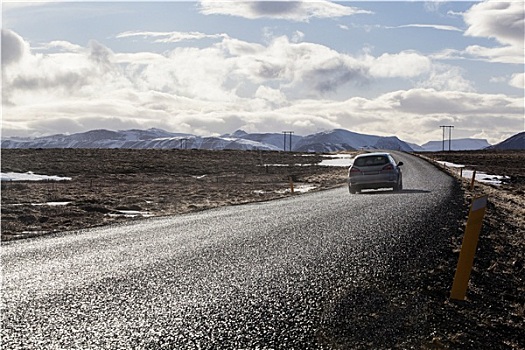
{"left": 251, "top": 2, "right": 301, "bottom": 16}
{"left": 304, "top": 60, "right": 369, "bottom": 93}
{"left": 1, "top": 29, "right": 27, "bottom": 66}
{"left": 199, "top": 0, "right": 370, "bottom": 21}
{"left": 88, "top": 40, "right": 113, "bottom": 66}
{"left": 314, "top": 68, "right": 367, "bottom": 93}
{"left": 11, "top": 71, "right": 89, "bottom": 91}
{"left": 257, "top": 62, "right": 283, "bottom": 79}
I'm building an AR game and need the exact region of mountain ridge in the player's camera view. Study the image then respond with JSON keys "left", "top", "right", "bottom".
{"left": 1, "top": 127, "right": 507, "bottom": 152}
{"left": 421, "top": 138, "right": 491, "bottom": 152}
{"left": 487, "top": 132, "right": 524, "bottom": 150}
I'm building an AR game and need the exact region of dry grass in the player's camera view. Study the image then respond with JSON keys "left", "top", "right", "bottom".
{"left": 1, "top": 149, "right": 348, "bottom": 240}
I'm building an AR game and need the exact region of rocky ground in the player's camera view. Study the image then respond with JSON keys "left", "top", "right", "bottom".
{"left": 416, "top": 150, "right": 524, "bottom": 349}
{"left": 1, "top": 148, "right": 524, "bottom": 348}
{"left": 1, "top": 149, "right": 348, "bottom": 240}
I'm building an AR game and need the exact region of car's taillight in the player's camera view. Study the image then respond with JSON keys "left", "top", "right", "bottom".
{"left": 382, "top": 164, "right": 394, "bottom": 171}
{"left": 349, "top": 167, "right": 361, "bottom": 176}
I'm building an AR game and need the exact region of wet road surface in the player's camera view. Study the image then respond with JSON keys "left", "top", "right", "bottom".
{"left": 1, "top": 152, "right": 460, "bottom": 349}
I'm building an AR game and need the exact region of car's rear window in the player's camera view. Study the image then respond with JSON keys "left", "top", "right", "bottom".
{"left": 354, "top": 156, "right": 389, "bottom": 167}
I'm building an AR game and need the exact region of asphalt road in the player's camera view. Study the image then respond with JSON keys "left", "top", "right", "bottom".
{"left": 1, "top": 152, "right": 462, "bottom": 349}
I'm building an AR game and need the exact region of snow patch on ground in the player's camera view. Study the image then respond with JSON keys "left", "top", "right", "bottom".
{"left": 319, "top": 154, "right": 354, "bottom": 167}
{"left": 1, "top": 172, "right": 72, "bottom": 182}
{"left": 276, "top": 184, "right": 318, "bottom": 194}
{"left": 255, "top": 184, "right": 318, "bottom": 195}
{"left": 32, "top": 202, "right": 72, "bottom": 206}
{"left": 436, "top": 161, "right": 510, "bottom": 185}
{"left": 108, "top": 210, "right": 154, "bottom": 218}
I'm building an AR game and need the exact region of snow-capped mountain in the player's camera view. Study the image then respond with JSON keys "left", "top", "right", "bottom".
{"left": 420, "top": 138, "right": 491, "bottom": 152}
{"left": 1, "top": 128, "right": 193, "bottom": 149}
{"left": 1, "top": 127, "right": 496, "bottom": 152}
{"left": 221, "top": 130, "right": 301, "bottom": 150}
{"left": 1, "top": 129, "right": 281, "bottom": 151}
{"left": 291, "top": 129, "right": 413, "bottom": 152}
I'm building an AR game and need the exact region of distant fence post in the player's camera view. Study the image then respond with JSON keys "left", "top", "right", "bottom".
{"left": 289, "top": 176, "right": 294, "bottom": 194}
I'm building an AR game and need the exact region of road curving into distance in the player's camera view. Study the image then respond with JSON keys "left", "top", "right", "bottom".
{"left": 1, "top": 152, "right": 464, "bottom": 349}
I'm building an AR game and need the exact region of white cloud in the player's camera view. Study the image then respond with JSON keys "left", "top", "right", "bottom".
{"left": 416, "top": 64, "right": 475, "bottom": 92}
{"left": 2, "top": 29, "right": 523, "bottom": 145}
{"left": 489, "top": 75, "right": 507, "bottom": 84}
{"left": 198, "top": 0, "right": 371, "bottom": 22}
{"left": 271, "top": 89, "right": 523, "bottom": 144}
{"left": 367, "top": 51, "right": 432, "bottom": 78}
{"left": 3, "top": 36, "right": 131, "bottom": 107}
{"left": 489, "top": 73, "right": 524, "bottom": 90}
{"left": 388, "top": 24, "right": 462, "bottom": 32}
{"left": 464, "top": 44, "right": 524, "bottom": 64}
{"left": 116, "top": 31, "right": 229, "bottom": 43}
{"left": 380, "top": 88, "right": 522, "bottom": 115}
{"left": 463, "top": 0, "right": 524, "bottom": 64}
{"left": 43, "top": 40, "right": 84, "bottom": 53}
{"left": 2, "top": 1, "right": 53, "bottom": 10}
{"left": 291, "top": 30, "right": 305, "bottom": 43}
{"left": 464, "top": 1, "right": 524, "bottom": 47}
{"left": 509, "top": 73, "right": 524, "bottom": 89}
{"left": 255, "top": 86, "right": 288, "bottom": 107}
{"left": 424, "top": 1, "right": 447, "bottom": 13}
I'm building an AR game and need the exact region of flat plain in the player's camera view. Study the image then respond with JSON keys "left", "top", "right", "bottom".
{"left": 1, "top": 149, "right": 348, "bottom": 240}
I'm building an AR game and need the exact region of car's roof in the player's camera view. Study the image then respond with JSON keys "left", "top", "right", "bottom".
{"left": 355, "top": 152, "right": 391, "bottom": 158}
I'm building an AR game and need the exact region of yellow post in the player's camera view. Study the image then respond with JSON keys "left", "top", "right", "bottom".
{"left": 450, "top": 195, "right": 488, "bottom": 300}
{"left": 469, "top": 170, "right": 477, "bottom": 190}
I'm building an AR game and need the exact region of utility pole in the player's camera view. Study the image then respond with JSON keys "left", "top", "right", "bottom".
{"left": 449, "top": 126, "right": 454, "bottom": 151}
{"left": 440, "top": 125, "right": 454, "bottom": 151}
{"left": 282, "top": 131, "right": 294, "bottom": 151}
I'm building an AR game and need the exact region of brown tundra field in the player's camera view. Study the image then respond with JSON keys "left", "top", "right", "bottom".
{"left": 1, "top": 148, "right": 524, "bottom": 348}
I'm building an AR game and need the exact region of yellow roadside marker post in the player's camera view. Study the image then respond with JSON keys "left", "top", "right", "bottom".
{"left": 469, "top": 170, "right": 477, "bottom": 190}
{"left": 450, "top": 195, "right": 488, "bottom": 300}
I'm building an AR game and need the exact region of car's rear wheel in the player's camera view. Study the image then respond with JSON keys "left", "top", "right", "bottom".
{"left": 393, "top": 177, "right": 403, "bottom": 192}
{"left": 349, "top": 185, "right": 357, "bottom": 194}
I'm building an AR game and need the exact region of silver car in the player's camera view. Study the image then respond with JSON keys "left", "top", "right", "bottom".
{"left": 348, "top": 152, "right": 403, "bottom": 194}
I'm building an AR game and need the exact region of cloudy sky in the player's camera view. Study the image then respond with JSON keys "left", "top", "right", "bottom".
{"left": 2, "top": 1, "right": 524, "bottom": 145}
